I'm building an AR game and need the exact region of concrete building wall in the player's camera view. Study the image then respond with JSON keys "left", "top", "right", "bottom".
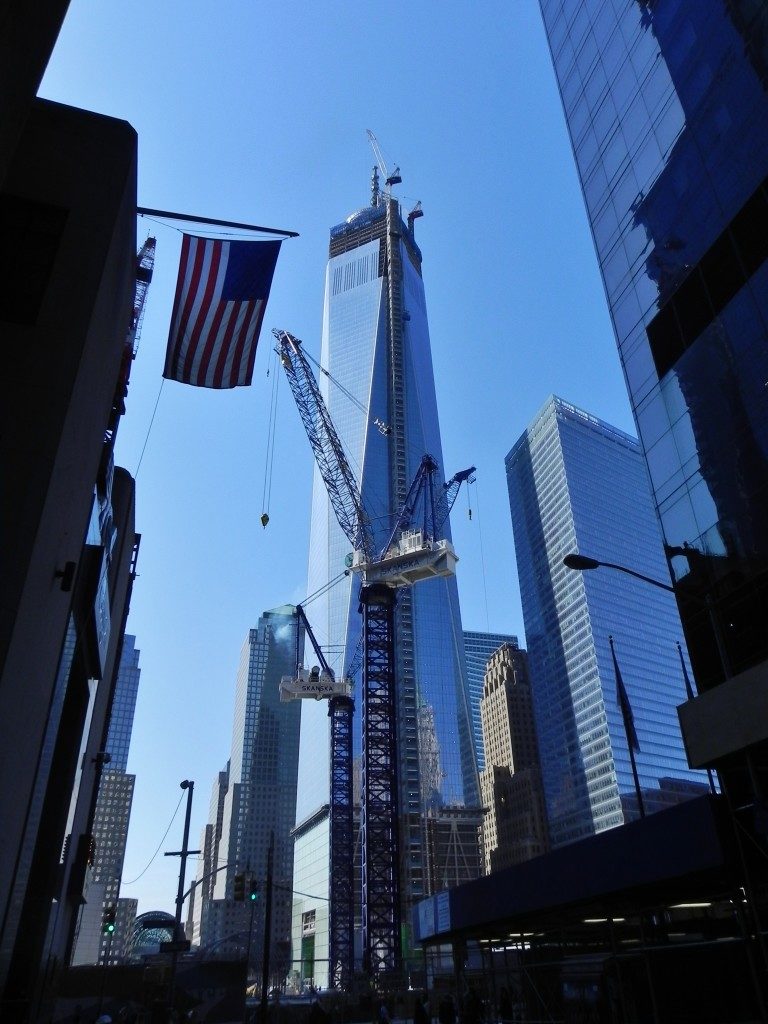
{"left": 0, "top": 96, "right": 137, "bottom": 1019}
{"left": 0, "top": 0, "right": 71, "bottom": 185}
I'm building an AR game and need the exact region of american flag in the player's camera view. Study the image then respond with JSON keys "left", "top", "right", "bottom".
{"left": 610, "top": 635, "right": 640, "bottom": 753}
{"left": 163, "top": 234, "right": 281, "bottom": 388}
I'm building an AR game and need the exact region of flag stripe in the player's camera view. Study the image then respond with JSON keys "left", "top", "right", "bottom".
{"left": 164, "top": 234, "right": 194, "bottom": 378}
{"left": 186, "top": 243, "right": 229, "bottom": 384}
{"left": 182, "top": 239, "right": 224, "bottom": 383}
{"left": 244, "top": 301, "right": 268, "bottom": 382}
{"left": 216, "top": 300, "right": 254, "bottom": 388}
{"left": 212, "top": 301, "right": 245, "bottom": 389}
{"left": 174, "top": 236, "right": 209, "bottom": 373}
{"left": 230, "top": 299, "right": 259, "bottom": 385}
{"left": 195, "top": 299, "right": 228, "bottom": 387}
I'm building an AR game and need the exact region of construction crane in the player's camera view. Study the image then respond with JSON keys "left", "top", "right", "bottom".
{"left": 104, "top": 236, "right": 156, "bottom": 451}
{"left": 130, "top": 236, "right": 156, "bottom": 356}
{"left": 274, "top": 327, "right": 474, "bottom": 979}
{"left": 279, "top": 605, "right": 354, "bottom": 991}
{"left": 366, "top": 129, "right": 402, "bottom": 207}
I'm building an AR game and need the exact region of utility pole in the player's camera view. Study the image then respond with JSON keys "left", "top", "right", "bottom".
{"left": 260, "top": 831, "right": 275, "bottom": 1024}
{"left": 165, "top": 780, "right": 200, "bottom": 1011}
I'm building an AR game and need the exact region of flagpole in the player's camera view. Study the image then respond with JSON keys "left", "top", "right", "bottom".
{"left": 609, "top": 635, "right": 645, "bottom": 819}
{"left": 137, "top": 206, "right": 299, "bottom": 238}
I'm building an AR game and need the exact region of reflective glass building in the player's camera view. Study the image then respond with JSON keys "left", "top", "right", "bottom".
{"left": 195, "top": 607, "right": 302, "bottom": 971}
{"left": 538, "top": 3, "right": 768, "bottom": 732}
{"left": 297, "top": 186, "right": 479, "bottom": 915}
{"left": 105, "top": 634, "right": 140, "bottom": 771}
{"left": 463, "top": 630, "right": 519, "bottom": 771}
{"left": 71, "top": 635, "right": 141, "bottom": 966}
{"left": 506, "top": 397, "right": 709, "bottom": 847}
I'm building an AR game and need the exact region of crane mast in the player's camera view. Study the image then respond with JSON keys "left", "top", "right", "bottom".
{"left": 279, "top": 605, "right": 354, "bottom": 991}
{"left": 104, "top": 236, "right": 156, "bottom": 453}
{"left": 276, "top": 327, "right": 473, "bottom": 981}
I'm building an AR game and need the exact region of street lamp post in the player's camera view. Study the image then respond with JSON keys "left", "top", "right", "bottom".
{"left": 164, "top": 780, "right": 200, "bottom": 1014}
{"left": 562, "top": 552, "right": 674, "bottom": 591}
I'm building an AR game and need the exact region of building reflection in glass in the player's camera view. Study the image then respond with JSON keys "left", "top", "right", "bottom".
{"left": 540, "top": 0, "right": 768, "bottom": 695}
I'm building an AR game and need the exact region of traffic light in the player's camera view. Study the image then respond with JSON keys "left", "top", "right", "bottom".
{"left": 233, "top": 872, "right": 245, "bottom": 902}
{"left": 247, "top": 876, "right": 259, "bottom": 902}
{"left": 103, "top": 905, "right": 116, "bottom": 935}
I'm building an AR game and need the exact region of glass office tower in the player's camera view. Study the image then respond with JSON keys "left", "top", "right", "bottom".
{"left": 297, "top": 186, "right": 479, "bottom": 916}
{"left": 71, "top": 635, "right": 140, "bottom": 966}
{"left": 463, "top": 630, "right": 519, "bottom": 771}
{"left": 506, "top": 397, "right": 708, "bottom": 847}
{"left": 195, "top": 607, "right": 302, "bottom": 972}
{"left": 538, "top": 2, "right": 768, "bottom": 713}
{"left": 104, "top": 634, "right": 140, "bottom": 771}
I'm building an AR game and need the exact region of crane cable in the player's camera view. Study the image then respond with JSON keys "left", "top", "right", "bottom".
{"left": 300, "top": 569, "right": 349, "bottom": 608}
{"left": 471, "top": 476, "right": 491, "bottom": 632}
{"left": 260, "top": 350, "right": 281, "bottom": 527}
{"left": 121, "top": 789, "right": 185, "bottom": 885}
{"left": 303, "top": 348, "right": 369, "bottom": 420}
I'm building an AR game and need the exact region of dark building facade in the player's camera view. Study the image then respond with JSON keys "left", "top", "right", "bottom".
{"left": 0, "top": 94, "right": 139, "bottom": 1020}
{"left": 538, "top": 1, "right": 768, "bottom": 798}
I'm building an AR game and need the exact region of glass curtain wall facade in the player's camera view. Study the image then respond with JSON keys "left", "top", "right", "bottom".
{"left": 71, "top": 635, "right": 141, "bottom": 966}
{"left": 290, "top": 807, "right": 330, "bottom": 992}
{"left": 463, "top": 630, "right": 519, "bottom": 771}
{"left": 538, "top": 3, "right": 768, "bottom": 718}
{"left": 199, "top": 607, "right": 302, "bottom": 972}
{"left": 506, "top": 396, "right": 709, "bottom": 847}
{"left": 104, "top": 634, "right": 140, "bottom": 771}
{"left": 298, "top": 191, "right": 479, "bottom": 919}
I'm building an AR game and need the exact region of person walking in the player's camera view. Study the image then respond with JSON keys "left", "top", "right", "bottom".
{"left": 414, "top": 994, "right": 429, "bottom": 1024}
{"left": 438, "top": 994, "right": 455, "bottom": 1024}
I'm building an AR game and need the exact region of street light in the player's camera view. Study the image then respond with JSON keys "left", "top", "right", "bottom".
{"left": 563, "top": 548, "right": 716, "bottom": 793}
{"left": 562, "top": 552, "right": 674, "bottom": 592}
{"left": 563, "top": 551, "right": 733, "bottom": 680}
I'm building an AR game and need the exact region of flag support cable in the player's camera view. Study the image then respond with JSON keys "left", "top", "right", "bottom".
{"left": 137, "top": 206, "right": 299, "bottom": 238}
{"left": 134, "top": 379, "right": 165, "bottom": 478}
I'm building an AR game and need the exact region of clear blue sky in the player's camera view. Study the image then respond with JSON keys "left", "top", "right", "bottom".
{"left": 41, "top": 0, "right": 633, "bottom": 915}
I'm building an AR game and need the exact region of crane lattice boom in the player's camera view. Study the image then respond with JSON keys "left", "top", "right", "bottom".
{"left": 274, "top": 329, "right": 375, "bottom": 562}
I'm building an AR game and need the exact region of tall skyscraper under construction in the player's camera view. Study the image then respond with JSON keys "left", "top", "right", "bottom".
{"left": 296, "top": 175, "right": 480, "bottom": 973}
